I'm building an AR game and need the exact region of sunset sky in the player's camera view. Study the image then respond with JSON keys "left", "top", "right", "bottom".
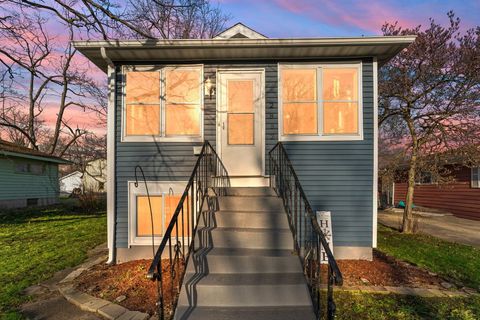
{"left": 3, "top": 0, "right": 479, "bottom": 138}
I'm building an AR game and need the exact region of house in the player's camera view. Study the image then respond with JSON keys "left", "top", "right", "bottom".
{"left": 0, "top": 139, "right": 70, "bottom": 209}
{"left": 59, "top": 170, "right": 83, "bottom": 194}
{"left": 392, "top": 164, "right": 480, "bottom": 220}
{"left": 82, "top": 158, "right": 107, "bottom": 193}
{"left": 74, "top": 23, "right": 415, "bottom": 265}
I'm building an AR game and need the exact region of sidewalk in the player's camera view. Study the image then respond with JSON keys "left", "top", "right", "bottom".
{"left": 378, "top": 210, "right": 480, "bottom": 247}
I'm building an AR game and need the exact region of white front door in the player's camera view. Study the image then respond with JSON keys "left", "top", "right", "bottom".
{"left": 217, "top": 70, "right": 265, "bottom": 176}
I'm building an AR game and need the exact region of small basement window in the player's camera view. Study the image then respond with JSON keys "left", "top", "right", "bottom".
{"left": 123, "top": 66, "right": 203, "bottom": 142}
{"left": 472, "top": 167, "right": 480, "bottom": 188}
{"left": 279, "top": 63, "right": 363, "bottom": 141}
{"left": 128, "top": 181, "right": 193, "bottom": 246}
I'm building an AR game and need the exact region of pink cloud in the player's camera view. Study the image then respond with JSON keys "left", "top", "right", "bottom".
{"left": 272, "top": 0, "right": 420, "bottom": 33}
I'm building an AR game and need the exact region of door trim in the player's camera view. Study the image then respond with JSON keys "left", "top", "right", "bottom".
{"left": 216, "top": 68, "right": 266, "bottom": 176}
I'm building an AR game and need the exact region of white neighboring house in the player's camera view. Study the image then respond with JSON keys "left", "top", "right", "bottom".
{"left": 59, "top": 171, "right": 82, "bottom": 194}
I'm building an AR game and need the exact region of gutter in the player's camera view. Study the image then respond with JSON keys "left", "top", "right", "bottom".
{"left": 101, "top": 47, "right": 116, "bottom": 265}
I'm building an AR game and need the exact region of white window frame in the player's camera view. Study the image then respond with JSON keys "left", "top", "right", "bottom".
{"left": 472, "top": 167, "right": 480, "bottom": 188}
{"left": 121, "top": 65, "right": 204, "bottom": 143}
{"left": 128, "top": 180, "right": 192, "bottom": 246}
{"left": 278, "top": 62, "right": 363, "bottom": 141}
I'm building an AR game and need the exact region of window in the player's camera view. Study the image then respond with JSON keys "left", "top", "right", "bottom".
{"left": 128, "top": 181, "right": 193, "bottom": 246}
{"left": 472, "top": 167, "right": 480, "bottom": 188}
{"left": 123, "top": 66, "right": 203, "bottom": 142}
{"left": 15, "top": 162, "right": 45, "bottom": 175}
{"left": 279, "top": 63, "right": 362, "bottom": 141}
{"left": 415, "top": 172, "right": 434, "bottom": 185}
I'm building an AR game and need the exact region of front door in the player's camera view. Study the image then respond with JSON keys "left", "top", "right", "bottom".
{"left": 217, "top": 70, "right": 264, "bottom": 176}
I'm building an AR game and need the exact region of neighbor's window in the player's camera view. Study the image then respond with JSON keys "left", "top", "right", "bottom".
{"left": 472, "top": 167, "right": 480, "bottom": 188}
{"left": 129, "top": 181, "right": 192, "bottom": 246}
{"left": 15, "top": 162, "right": 45, "bottom": 175}
{"left": 123, "top": 66, "right": 202, "bottom": 141}
{"left": 279, "top": 64, "right": 362, "bottom": 141}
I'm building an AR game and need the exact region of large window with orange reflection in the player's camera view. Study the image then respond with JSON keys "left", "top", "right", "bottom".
{"left": 123, "top": 66, "right": 202, "bottom": 141}
{"left": 280, "top": 64, "right": 362, "bottom": 140}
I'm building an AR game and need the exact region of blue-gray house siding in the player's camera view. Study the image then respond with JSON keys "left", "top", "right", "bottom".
{"left": 114, "top": 59, "right": 374, "bottom": 251}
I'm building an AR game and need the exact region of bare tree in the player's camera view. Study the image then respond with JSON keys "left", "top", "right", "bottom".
{"left": 0, "top": 10, "right": 106, "bottom": 156}
{"left": 379, "top": 12, "right": 480, "bottom": 233}
{"left": 9, "top": 0, "right": 230, "bottom": 40}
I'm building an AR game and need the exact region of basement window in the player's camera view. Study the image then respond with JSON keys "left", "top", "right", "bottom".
{"left": 128, "top": 181, "right": 193, "bottom": 246}
{"left": 122, "top": 65, "right": 203, "bottom": 142}
{"left": 279, "top": 63, "right": 363, "bottom": 141}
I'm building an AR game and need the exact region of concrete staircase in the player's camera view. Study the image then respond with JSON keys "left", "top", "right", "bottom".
{"left": 175, "top": 187, "right": 315, "bottom": 320}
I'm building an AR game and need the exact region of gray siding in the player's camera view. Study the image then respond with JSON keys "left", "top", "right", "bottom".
{"left": 114, "top": 60, "right": 373, "bottom": 248}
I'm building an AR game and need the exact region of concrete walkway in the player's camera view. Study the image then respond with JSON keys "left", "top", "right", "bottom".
{"left": 378, "top": 210, "right": 480, "bottom": 247}
{"left": 20, "top": 244, "right": 107, "bottom": 320}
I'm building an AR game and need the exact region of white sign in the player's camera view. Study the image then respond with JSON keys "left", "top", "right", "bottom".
{"left": 316, "top": 211, "right": 334, "bottom": 264}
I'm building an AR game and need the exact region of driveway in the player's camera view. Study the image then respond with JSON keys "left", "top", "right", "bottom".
{"left": 378, "top": 210, "right": 480, "bottom": 248}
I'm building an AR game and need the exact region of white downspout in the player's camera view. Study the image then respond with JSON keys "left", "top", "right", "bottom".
{"left": 101, "top": 47, "right": 116, "bottom": 264}
{"left": 372, "top": 57, "right": 379, "bottom": 248}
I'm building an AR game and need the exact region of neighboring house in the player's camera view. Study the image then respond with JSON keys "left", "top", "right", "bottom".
{"left": 393, "top": 165, "right": 480, "bottom": 220}
{"left": 0, "top": 139, "right": 70, "bottom": 209}
{"left": 83, "top": 158, "right": 107, "bottom": 193}
{"left": 59, "top": 170, "right": 82, "bottom": 194}
{"left": 74, "top": 23, "right": 414, "bottom": 263}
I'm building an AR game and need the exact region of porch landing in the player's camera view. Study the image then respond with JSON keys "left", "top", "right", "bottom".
{"left": 174, "top": 187, "right": 315, "bottom": 320}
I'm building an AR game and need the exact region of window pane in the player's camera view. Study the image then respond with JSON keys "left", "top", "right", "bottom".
{"left": 165, "top": 195, "right": 189, "bottom": 237}
{"left": 126, "top": 72, "right": 160, "bottom": 104}
{"left": 323, "top": 102, "right": 358, "bottom": 134}
{"left": 166, "top": 69, "right": 201, "bottom": 103}
{"left": 283, "top": 103, "right": 317, "bottom": 135}
{"left": 165, "top": 104, "right": 201, "bottom": 136}
{"left": 228, "top": 80, "right": 254, "bottom": 113}
{"left": 137, "top": 196, "right": 163, "bottom": 237}
{"left": 228, "top": 114, "right": 254, "bottom": 145}
{"left": 281, "top": 69, "right": 316, "bottom": 102}
{"left": 323, "top": 68, "right": 358, "bottom": 101}
{"left": 126, "top": 104, "right": 160, "bottom": 136}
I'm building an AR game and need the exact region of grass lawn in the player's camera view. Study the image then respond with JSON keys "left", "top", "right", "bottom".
{"left": 377, "top": 225, "right": 480, "bottom": 289}
{"left": 334, "top": 224, "right": 480, "bottom": 319}
{"left": 336, "top": 291, "right": 480, "bottom": 320}
{"left": 0, "top": 201, "right": 107, "bottom": 318}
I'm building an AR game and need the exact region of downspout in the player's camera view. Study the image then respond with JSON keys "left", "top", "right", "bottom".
{"left": 101, "top": 47, "right": 116, "bottom": 264}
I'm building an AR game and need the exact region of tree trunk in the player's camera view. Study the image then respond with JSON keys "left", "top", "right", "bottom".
{"left": 402, "top": 154, "right": 417, "bottom": 233}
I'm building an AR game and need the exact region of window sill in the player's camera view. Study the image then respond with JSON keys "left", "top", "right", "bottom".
{"left": 279, "top": 134, "right": 364, "bottom": 142}
{"left": 121, "top": 135, "right": 204, "bottom": 143}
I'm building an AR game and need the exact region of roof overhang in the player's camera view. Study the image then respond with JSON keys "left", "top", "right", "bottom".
{"left": 0, "top": 150, "right": 71, "bottom": 164}
{"left": 72, "top": 36, "right": 416, "bottom": 73}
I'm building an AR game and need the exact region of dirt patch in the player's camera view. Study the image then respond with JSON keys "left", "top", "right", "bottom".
{"left": 75, "top": 259, "right": 184, "bottom": 316}
{"left": 75, "top": 250, "right": 448, "bottom": 316}
{"left": 337, "top": 250, "right": 443, "bottom": 288}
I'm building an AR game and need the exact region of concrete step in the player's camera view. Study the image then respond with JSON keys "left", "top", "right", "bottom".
{"left": 192, "top": 247, "right": 295, "bottom": 257}
{"left": 176, "top": 283, "right": 313, "bottom": 307}
{"left": 186, "top": 254, "right": 302, "bottom": 274}
{"left": 182, "top": 273, "right": 306, "bottom": 286}
{"left": 222, "top": 187, "right": 277, "bottom": 197}
{"left": 213, "top": 211, "right": 290, "bottom": 229}
{"left": 175, "top": 306, "right": 315, "bottom": 320}
{"left": 217, "top": 196, "right": 285, "bottom": 212}
{"left": 195, "top": 227, "right": 293, "bottom": 250}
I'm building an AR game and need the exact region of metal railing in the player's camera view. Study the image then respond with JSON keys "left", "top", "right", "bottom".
{"left": 143, "top": 140, "right": 229, "bottom": 319}
{"left": 269, "top": 142, "right": 343, "bottom": 320}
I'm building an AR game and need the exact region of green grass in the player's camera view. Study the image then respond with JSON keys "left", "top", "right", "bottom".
{"left": 377, "top": 225, "right": 480, "bottom": 289}
{"left": 0, "top": 203, "right": 107, "bottom": 318}
{"left": 335, "top": 291, "right": 480, "bottom": 320}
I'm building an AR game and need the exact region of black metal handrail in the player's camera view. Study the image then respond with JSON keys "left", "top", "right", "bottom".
{"left": 269, "top": 142, "right": 343, "bottom": 320}
{"left": 145, "top": 140, "right": 229, "bottom": 319}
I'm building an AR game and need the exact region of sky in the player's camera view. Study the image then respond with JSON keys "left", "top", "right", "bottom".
{"left": 216, "top": 0, "right": 479, "bottom": 37}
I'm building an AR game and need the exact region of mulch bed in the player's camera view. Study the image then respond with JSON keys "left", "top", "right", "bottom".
{"left": 337, "top": 250, "right": 444, "bottom": 288}
{"left": 75, "top": 250, "right": 447, "bottom": 315}
{"left": 75, "top": 259, "right": 184, "bottom": 316}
